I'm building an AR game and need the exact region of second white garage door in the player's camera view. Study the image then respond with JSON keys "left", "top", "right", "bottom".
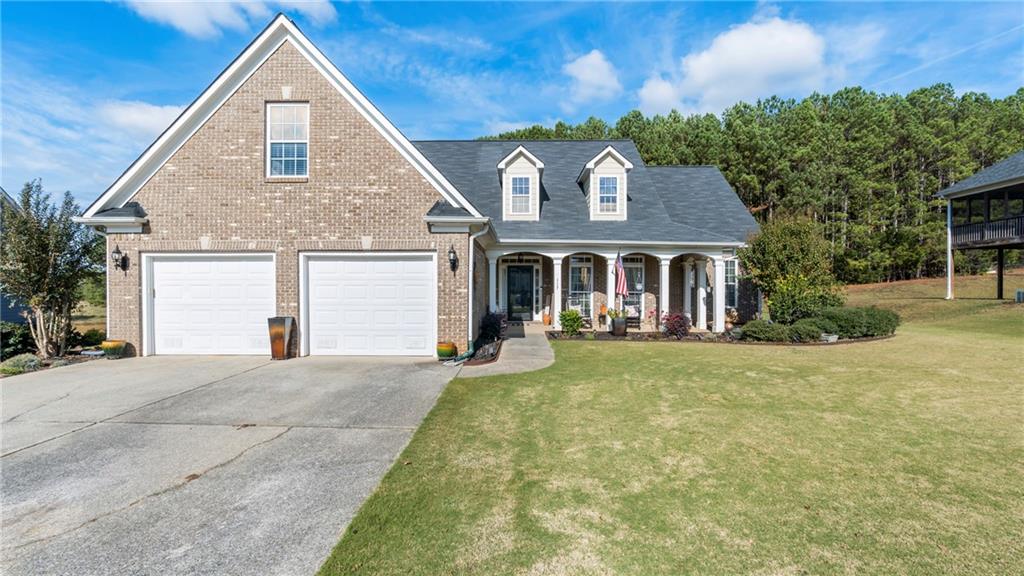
{"left": 304, "top": 253, "right": 435, "bottom": 356}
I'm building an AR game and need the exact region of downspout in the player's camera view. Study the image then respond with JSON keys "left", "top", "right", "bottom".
{"left": 447, "top": 222, "right": 490, "bottom": 365}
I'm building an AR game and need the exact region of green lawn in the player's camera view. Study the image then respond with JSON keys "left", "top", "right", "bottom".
{"left": 320, "top": 273, "right": 1024, "bottom": 576}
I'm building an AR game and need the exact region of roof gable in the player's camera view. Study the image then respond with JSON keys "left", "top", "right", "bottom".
{"left": 938, "top": 150, "right": 1024, "bottom": 198}
{"left": 83, "top": 14, "right": 480, "bottom": 219}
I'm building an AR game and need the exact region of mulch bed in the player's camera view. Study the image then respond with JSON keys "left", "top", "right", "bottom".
{"left": 546, "top": 331, "right": 895, "bottom": 346}
{"left": 462, "top": 339, "right": 503, "bottom": 365}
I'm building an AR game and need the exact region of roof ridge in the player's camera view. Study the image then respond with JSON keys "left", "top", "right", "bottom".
{"left": 413, "top": 139, "right": 635, "bottom": 143}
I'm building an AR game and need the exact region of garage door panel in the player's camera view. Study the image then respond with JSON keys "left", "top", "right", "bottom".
{"left": 307, "top": 254, "right": 434, "bottom": 356}
{"left": 152, "top": 256, "right": 274, "bottom": 355}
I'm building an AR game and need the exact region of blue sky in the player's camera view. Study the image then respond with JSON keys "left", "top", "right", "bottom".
{"left": 2, "top": 1, "right": 1022, "bottom": 207}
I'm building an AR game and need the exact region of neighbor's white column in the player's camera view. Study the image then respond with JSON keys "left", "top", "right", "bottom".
{"left": 552, "top": 257, "right": 563, "bottom": 329}
{"left": 713, "top": 258, "right": 726, "bottom": 333}
{"left": 659, "top": 257, "right": 671, "bottom": 323}
{"left": 683, "top": 259, "right": 693, "bottom": 321}
{"left": 946, "top": 198, "right": 954, "bottom": 300}
{"left": 488, "top": 257, "right": 498, "bottom": 312}
{"left": 696, "top": 260, "right": 708, "bottom": 330}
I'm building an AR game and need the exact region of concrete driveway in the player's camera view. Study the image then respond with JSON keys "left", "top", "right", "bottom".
{"left": 1, "top": 356, "right": 458, "bottom": 575}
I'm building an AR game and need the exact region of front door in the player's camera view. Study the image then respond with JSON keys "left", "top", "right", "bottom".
{"left": 506, "top": 265, "right": 534, "bottom": 321}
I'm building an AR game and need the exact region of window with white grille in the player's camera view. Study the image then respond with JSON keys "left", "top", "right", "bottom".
{"left": 510, "top": 176, "right": 530, "bottom": 214}
{"left": 267, "top": 103, "right": 308, "bottom": 177}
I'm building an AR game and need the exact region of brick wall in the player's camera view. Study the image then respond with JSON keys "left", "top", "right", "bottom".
{"left": 106, "top": 42, "right": 470, "bottom": 354}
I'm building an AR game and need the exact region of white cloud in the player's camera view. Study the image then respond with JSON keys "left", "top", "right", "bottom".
{"left": 639, "top": 16, "right": 827, "bottom": 115}
{"left": 562, "top": 49, "right": 623, "bottom": 112}
{"left": 0, "top": 67, "right": 185, "bottom": 206}
{"left": 121, "top": 1, "right": 337, "bottom": 38}
{"left": 97, "top": 101, "right": 184, "bottom": 141}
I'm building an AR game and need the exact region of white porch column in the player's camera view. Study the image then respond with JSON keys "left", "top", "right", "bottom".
{"left": 488, "top": 256, "right": 498, "bottom": 312}
{"left": 946, "top": 198, "right": 954, "bottom": 300}
{"left": 552, "top": 257, "right": 563, "bottom": 328}
{"left": 605, "top": 256, "right": 616, "bottom": 321}
{"left": 713, "top": 258, "right": 726, "bottom": 332}
{"left": 696, "top": 260, "right": 708, "bottom": 330}
{"left": 659, "top": 257, "right": 671, "bottom": 323}
{"left": 682, "top": 259, "right": 693, "bottom": 321}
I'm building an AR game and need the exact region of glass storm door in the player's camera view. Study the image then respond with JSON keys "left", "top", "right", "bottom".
{"left": 506, "top": 265, "right": 534, "bottom": 321}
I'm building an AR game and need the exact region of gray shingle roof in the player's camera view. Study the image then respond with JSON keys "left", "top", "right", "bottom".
{"left": 938, "top": 150, "right": 1024, "bottom": 197}
{"left": 94, "top": 202, "right": 147, "bottom": 218}
{"left": 413, "top": 139, "right": 757, "bottom": 244}
{"left": 426, "top": 200, "right": 473, "bottom": 218}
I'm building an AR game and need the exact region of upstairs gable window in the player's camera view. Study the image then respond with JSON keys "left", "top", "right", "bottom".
{"left": 267, "top": 103, "right": 308, "bottom": 177}
{"left": 511, "top": 176, "right": 531, "bottom": 214}
{"left": 599, "top": 176, "right": 618, "bottom": 213}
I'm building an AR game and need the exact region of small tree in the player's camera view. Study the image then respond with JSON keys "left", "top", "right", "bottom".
{"left": 0, "top": 181, "right": 101, "bottom": 358}
{"left": 739, "top": 217, "right": 844, "bottom": 323}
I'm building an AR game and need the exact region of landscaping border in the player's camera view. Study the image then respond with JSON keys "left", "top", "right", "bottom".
{"left": 545, "top": 331, "right": 896, "bottom": 346}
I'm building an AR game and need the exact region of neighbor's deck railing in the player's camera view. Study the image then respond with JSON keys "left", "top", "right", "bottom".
{"left": 952, "top": 215, "right": 1024, "bottom": 247}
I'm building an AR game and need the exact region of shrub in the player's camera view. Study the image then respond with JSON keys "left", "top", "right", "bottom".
{"left": 69, "top": 328, "right": 106, "bottom": 349}
{"left": 800, "top": 316, "right": 839, "bottom": 335}
{"left": 818, "top": 307, "right": 900, "bottom": 339}
{"left": 559, "top": 309, "right": 584, "bottom": 337}
{"left": 478, "top": 312, "right": 505, "bottom": 343}
{"left": 788, "top": 319, "right": 824, "bottom": 343}
{"left": 1, "top": 321, "right": 36, "bottom": 360}
{"left": 661, "top": 313, "right": 691, "bottom": 339}
{"left": 766, "top": 274, "right": 844, "bottom": 324}
{"left": 740, "top": 319, "right": 789, "bottom": 342}
{"left": 739, "top": 217, "right": 842, "bottom": 300}
{"left": 0, "top": 353, "right": 41, "bottom": 376}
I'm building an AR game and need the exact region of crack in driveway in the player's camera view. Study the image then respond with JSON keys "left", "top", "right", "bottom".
{"left": 8, "top": 426, "right": 293, "bottom": 553}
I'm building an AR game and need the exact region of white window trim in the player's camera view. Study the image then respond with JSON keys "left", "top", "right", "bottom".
{"left": 568, "top": 256, "right": 595, "bottom": 319}
{"left": 266, "top": 102, "right": 309, "bottom": 179}
{"left": 623, "top": 255, "right": 644, "bottom": 318}
{"left": 725, "top": 259, "right": 738, "bottom": 309}
{"left": 510, "top": 176, "right": 531, "bottom": 215}
{"left": 598, "top": 176, "right": 619, "bottom": 214}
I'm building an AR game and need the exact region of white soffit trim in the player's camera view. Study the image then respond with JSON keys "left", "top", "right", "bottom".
{"left": 84, "top": 14, "right": 481, "bottom": 219}
{"left": 497, "top": 145, "right": 545, "bottom": 171}
{"left": 938, "top": 175, "right": 1024, "bottom": 199}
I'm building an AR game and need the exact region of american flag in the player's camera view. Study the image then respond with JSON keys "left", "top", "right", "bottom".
{"left": 615, "top": 251, "right": 628, "bottom": 299}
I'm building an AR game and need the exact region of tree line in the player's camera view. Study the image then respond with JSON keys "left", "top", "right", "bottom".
{"left": 487, "top": 84, "right": 1024, "bottom": 284}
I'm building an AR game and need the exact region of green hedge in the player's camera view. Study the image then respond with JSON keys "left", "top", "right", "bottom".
{"left": 788, "top": 319, "right": 824, "bottom": 342}
{"left": 740, "top": 319, "right": 789, "bottom": 342}
{"left": 559, "top": 309, "right": 584, "bottom": 337}
{"left": 816, "top": 307, "right": 900, "bottom": 338}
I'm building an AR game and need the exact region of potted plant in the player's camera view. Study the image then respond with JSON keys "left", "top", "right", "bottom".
{"left": 100, "top": 339, "right": 127, "bottom": 359}
{"left": 436, "top": 341, "right": 457, "bottom": 359}
{"left": 725, "top": 307, "right": 739, "bottom": 332}
{"left": 608, "top": 309, "right": 627, "bottom": 337}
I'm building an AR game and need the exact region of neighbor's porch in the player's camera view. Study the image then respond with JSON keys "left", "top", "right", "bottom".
{"left": 484, "top": 249, "right": 749, "bottom": 333}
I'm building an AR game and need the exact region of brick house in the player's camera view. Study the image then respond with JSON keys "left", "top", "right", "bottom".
{"left": 76, "top": 15, "right": 758, "bottom": 357}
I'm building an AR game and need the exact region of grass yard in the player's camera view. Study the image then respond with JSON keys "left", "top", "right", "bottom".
{"left": 320, "top": 274, "right": 1023, "bottom": 575}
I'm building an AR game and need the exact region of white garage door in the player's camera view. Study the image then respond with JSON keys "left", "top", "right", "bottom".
{"left": 305, "top": 254, "right": 435, "bottom": 356}
{"left": 150, "top": 255, "right": 275, "bottom": 355}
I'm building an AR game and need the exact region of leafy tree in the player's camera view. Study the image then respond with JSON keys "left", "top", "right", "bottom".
{"left": 738, "top": 218, "right": 843, "bottom": 322}
{"left": 0, "top": 181, "right": 101, "bottom": 358}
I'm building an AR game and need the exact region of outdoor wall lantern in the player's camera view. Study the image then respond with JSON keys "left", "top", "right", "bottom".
{"left": 110, "top": 245, "right": 129, "bottom": 274}
{"left": 447, "top": 244, "right": 458, "bottom": 272}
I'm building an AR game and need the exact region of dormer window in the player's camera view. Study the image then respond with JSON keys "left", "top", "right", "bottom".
{"left": 579, "top": 145, "right": 632, "bottom": 221}
{"left": 498, "top": 145, "right": 544, "bottom": 221}
{"left": 511, "top": 176, "right": 531, "bottom": 214}
{"left": 598, "top": 177, "right": 618, "bottom": 213}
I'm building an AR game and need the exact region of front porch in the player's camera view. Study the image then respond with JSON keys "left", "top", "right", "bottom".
{"left": 484, "top": 248, "right": 747, "bottom": 333}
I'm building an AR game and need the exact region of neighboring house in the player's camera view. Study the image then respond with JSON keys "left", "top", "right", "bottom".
{"left": 75, "top": 15, "right": 758, "bottom": 358}
{"left": 1, "top": 186, "right": 28, "bottom": 324}
{"left": 938, "top": 150, "right": 1024, "bottom": 300}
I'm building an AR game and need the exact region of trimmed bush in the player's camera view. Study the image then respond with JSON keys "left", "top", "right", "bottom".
{"left": 788, "top": 319, "right": 824, "bottom": 343}
{"left": 1, "top": 321, "right": 35, "bottom": 360}
{"left": 817, "top": 307, "right": 900, "bottom": 338}
{"left": 661, "top": 313, "right": 691, "bottom": 339}
{"left": 740, "top": 319, "right": 789, "bottom": 342}
{"left": 0, "top": 353, "right": 41, "bottom": 376}
{"left": 559, "top": 309, "right": 584, "bottom": 337}
{"left": 766, "top": 274, "right": 844, "bottom": 324}
{"left": 800, "top": 316, "right": 839, "bottom": 335}
{"left": 71, "top": 328, "right": 106, "bottom": 348}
